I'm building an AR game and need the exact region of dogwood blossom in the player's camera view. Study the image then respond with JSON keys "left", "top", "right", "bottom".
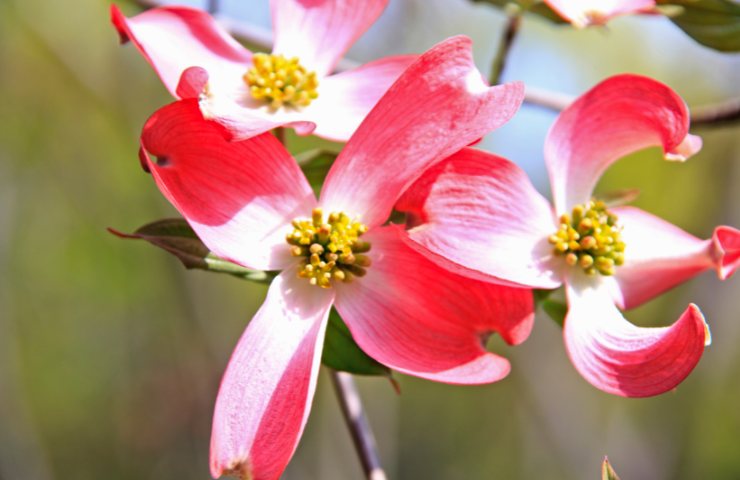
{"left": 397, "top": 74, "right": 739, "bottom": 397}
{"left": 112, "top": 0, "right": 416, "bottom": 141}
{"left": 138, "top": 37, "right": 532, "bottom": 479}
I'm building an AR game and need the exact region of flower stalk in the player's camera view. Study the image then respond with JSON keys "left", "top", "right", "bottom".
{"left": 489, "top": 11, "right": 522, "bottom": 85}
{"left": 330, "top": 370, "right": 388, "bottom": 480}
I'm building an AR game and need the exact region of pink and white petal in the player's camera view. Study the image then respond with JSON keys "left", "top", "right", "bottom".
{"left": 545, "top": 74, "right": 699, "bottom": 214}
{"left": 544, "top": 0, "right": 654, "bottom": 27}
{"left": 111, "top": 5, "right": 250, "bottom": 98}
{"left": 334, "top": 225, "right": 535, "bottom": 384}
{"left": 303, "top": 55, "right": 417, "bottom": 142}
{"left": 610, "top": 206, "right": 719, "bottom": 310}
{"left": 271, "top": 0, "right": 388, "bottom": 77}
{"left": 397, "top": 148, "right": 562, "bottom": 289}
{"left": 199, "top": 88, "right": 317, "bottom": 141}
{"left": 712, "top": 226, "right": 740, "bottom": 280}
{"left": 564, "top": 280, "right": 709, "bottom": 398}
{"left": 140, "top": 99, "right": 316, "bottom": 271}
{"left": 320, "top": 36, "right": 525, "bottom": 228}
{"left": 210, "top": 270, "right": 334, "bottom": 480}
{"left": 199, "top": 55, "right": 415, "bottom": 141}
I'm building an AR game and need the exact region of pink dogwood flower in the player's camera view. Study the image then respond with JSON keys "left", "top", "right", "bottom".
{"left": 397, "top": 74, "right": 739, "bottom": 398}
{"left": 112, "top": 0, "right": 417, "bottom": 141}
{"left": 138, "top": 37, "right": 532, "bottom": 480}
{"left": 544, "top": 0, "right": 655, "bottom": 27}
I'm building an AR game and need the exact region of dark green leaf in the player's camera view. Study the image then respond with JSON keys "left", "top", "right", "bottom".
{"left": 661, "top": 0, "right": 740, "bottom": 52}
{"left": 602, "top": 456, "right": 621, "bottom": 480}
{"left": 108, "top": 218, "right": 273, "bottom": 283}
{"left": 541, "top": 299, "right": 567, "bottom": 328}
{"left": 295, "top": 149, "right": 339, "bottom": 197}
{"left": 533, "top": 288, "right": 554, "bottom": 307}
{"left": 321, "top": 309, "right": 391, "bottom": 376}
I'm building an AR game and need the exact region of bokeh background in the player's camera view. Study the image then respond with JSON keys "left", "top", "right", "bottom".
{"left": 1, "top": 0, "right": 739, "bottom": 479}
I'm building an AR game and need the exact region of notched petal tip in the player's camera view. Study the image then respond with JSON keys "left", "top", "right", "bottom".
{"left": 210, "top": 458, "right": 252, "bottom": 480}
{"left": 110, "top": 4, "right": 131, "bottom": 44}
{"left": 712, "top": 225, "right": 740, "bottom": 280}
{"left": 177, "top": 66, "right": 209, "bottom": 99}
{"left": 665, "top": 133, "right": 702, "bottom": 162}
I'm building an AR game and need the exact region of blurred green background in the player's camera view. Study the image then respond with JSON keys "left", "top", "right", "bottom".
{"left": 0, "top": 0, "right": 738, "bottom": 479}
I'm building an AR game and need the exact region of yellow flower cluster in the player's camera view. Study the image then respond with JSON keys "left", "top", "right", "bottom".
{"left": 244, "top": 53, "right": 319, "bottom": 109}
{"left": 549, "top": 200, "right": 625, "bottom": 276}
{"left": 287, "top": 208, "right": 371, "bottom": 288}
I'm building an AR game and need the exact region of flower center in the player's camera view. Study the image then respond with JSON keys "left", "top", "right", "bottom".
{"left": 286, "top": 208, "right": 371, "bottom": 288}
{"left": 244, "top": 53, "right": 319, "bottom": 109}
{"left": 548, "top": 200, "right": 625, "bottom": 276}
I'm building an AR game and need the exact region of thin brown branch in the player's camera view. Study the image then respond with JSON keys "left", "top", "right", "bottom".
{"left": 330, "top": 370, "right": 387, "bottom": 480}
{"left": 490, "top": 13, "right": 522, "bottom": 85}
{"left": 690, "top": 97, "right": 740, "bottom": 127}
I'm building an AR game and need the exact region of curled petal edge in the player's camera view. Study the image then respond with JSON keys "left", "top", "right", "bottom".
{"left": 712, "top": 225, "right": 740, "bottom": 280}
{"left": 564, "top": 282, "right": 709, "bottom": 398}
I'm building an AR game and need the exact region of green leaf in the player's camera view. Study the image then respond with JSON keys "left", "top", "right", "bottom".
{"left": 534, "top": 289, "right": 567, "bottom": 327}
{"left": 542, "top": 299, "right": 567, "bottom": 328}
{"left": 661, "top": 0, "right": 740, "bottom": 52}
{"left": 321, "top": 309, "right": 391, "bottom": 377}
{"left": 602, "top": 456, "right": 621, "bottom": 480}
{"left": 295, "top": 149, "right": 339, "bottom": 197}
{"left": 108, "top": 218, "right": 274, "bottom": 283}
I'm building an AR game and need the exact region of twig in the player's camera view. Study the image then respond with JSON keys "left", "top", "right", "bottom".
{"left": 329, "top": 370, "right": 387, "bottom": 480}
{"left": 207, "top": 0, "right": 219, "bottom": 14}
{"left": 691, "top": 97, "right": 740, "bottom": 127}
{"left": 489, "top": 13, "right": 522, "bottom": 85}
{"left": 522, "top": 85, "right": 573, "bottom": 112}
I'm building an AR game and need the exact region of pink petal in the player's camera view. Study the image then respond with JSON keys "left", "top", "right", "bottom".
{"left": 610, "top": 206, "right": 726, "bottom": 310}
{"left": 545, "top": 74, "right": 700, "bottom": 214}
{"left": 271, "top": 0, "right": 388, "bottom": 77}
{"left": 544, "top": 0, "right": 655, "bottom": 27}
{"left": 397, "top": 148, "right": 561, "bottom": 289}
{"left": 333, "top": 225, "right": 534, "bottom": 384}
{"left": 303, "top": 55, "right": 417, "bottom": 142}
{"left": 111, "top": 5, "right": 250, "bottom": 98}
{"left": 210, "top": 270, "right": 334, "bottom": 480}
{"left": 201, "top": 55, "right": 417, "bottom": 142}
{"left": 139, "top": 99, "right": 316, "bottom": 271}
{"left": 712, "top": 225, "right": 740, "bottom": 280}
{"left": 320, "top": 36, "right": 525, "bottom": 228}
{"left": 198, "top": 89, "right": 318, "bottom": 141}
{"left": 564, "top": 280, "right": 709, "bottom": 398}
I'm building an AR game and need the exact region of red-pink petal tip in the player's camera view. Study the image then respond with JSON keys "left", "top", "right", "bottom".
{"left": 565, "top": 284, "right": 709, "bottom": 398}
{"left": 712, "top": 225, "right": 740, "bottom": 280}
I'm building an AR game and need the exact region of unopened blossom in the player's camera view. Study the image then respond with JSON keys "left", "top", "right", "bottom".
{"left": 138, "top": 37, "right": 531, "bottom": 480}
{"left": 397, "top": 74, "right": 739, "bottom": 398}
{"left": 544, "top": 0, "right": 655, "bottom": 27}
{"left": 112, "top": 0, "right": 416, "bottom": 141}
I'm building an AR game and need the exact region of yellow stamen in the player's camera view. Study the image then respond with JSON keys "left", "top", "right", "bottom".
{"left": 287, "top": 208, "right": 371, "bottom": 288}
{"left": 548, "top": 200, "right": 625, "bottom": 276}
{"left": 244, "top": 53, "right": 319, "bottom": 109}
